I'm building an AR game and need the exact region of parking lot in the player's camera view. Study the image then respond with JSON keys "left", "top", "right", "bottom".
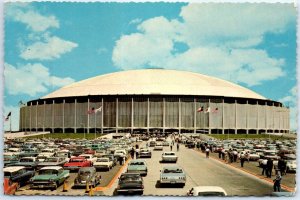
{"left": 4, "top": 133, "right": 296, "bottom": 196}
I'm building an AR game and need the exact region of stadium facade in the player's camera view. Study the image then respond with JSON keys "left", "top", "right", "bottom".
{"left": 19, "top": 69, "right": 290, "bottom": 134}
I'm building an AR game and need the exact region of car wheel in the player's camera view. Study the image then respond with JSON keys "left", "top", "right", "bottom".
{"left": 51, "top": 182, "right": 58, "bottom": 191}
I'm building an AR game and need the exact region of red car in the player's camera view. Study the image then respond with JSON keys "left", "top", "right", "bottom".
{"left": 84, "top": 149, "right": 96, "bottom": 155}
{"left": 63, "top": 157, "right": 92, "bottom": 171}
{"left": 4, "top": 178, "right": 18, "bottom": 195}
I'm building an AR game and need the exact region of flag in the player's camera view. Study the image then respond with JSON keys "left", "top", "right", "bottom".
{"left": 87, "top": 107, "right": 95, "bottom": 114}
{"left": 197, "top": 106, "right": 204, "bottom": 112}
{"left": 95, "top": 106, "right": 102, "bottom": 113}
{"left": 5, "top": 112, "right": 11, "bottom": 121}
{"left": 205, "top": 107, "right": 211, "bottom": 113}
{"left": 212, "top": 107, "right": 219, "bottom": 113}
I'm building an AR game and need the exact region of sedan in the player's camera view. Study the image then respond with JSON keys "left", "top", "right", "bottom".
{"left": 159, "top": 165, "right": 186, "bottom": 187}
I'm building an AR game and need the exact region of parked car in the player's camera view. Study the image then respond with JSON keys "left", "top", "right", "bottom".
{"left": 79, "top": 154, "right": 97, "bottom": 164}
{"left": 4, "top": 166, "right": 35, "bottom": 187}
{"left": 149, "top": 141, "right": 156, "bottom": 147}
{"left": 9, "top": 157, "right": 39, "bottom": 170}
{"left": 94, "top": 157, "right": 114, "bottom": 171}
{"left": 127, "top": 159, "right": 148, "bottom": 176}
{"left": 114, "top": 149, "right": 127, "bottom": 160}
{"left": 63, "top": 157, "right": 92, "bottom": 171}
{"left": 161, "top": 152, "right": 178, "bottom": 163}
{"left": 154, "top": 143, "right": 163, "bottom": 151}
{"left": 162, "top": 141, "right": 169, "bottom": 146}
{"left": 102, "top": 154, "right": 118, "bottom": 166}
{"left": 37, "top": 157, "right": 68, "bottom": 170}
{"left": 138, "top": 148, "right": 152, "bottom": 158}
{"left": 116, "top": 173, "right": 144, "bottom": 195}
{"left": 29, "top": 166, "right": 70, "bottom": 190}
{"left": 4, "top": 153, "right": 19, "bottom": 167}
{"left": 159, "top": 165, "right": 186, "bottom": 187}
{"left": 73, "top": 167, "right": 101, "bottom": 188}
{"left": 187, "top": 186, "right": 227, "bottom": 196}
{"left": 4, "top": 178, "right": 18, "bottom": 195}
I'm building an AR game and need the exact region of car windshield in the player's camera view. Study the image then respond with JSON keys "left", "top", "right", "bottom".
{"left": 70, "top": 159, "right": 84, "bottom": 162}
{"left": 97, "top": 158, "right": 108, "bottom": 162}
{"left": 4, "top": 172, "right": 12, "bottom": 177}
{"left": 44, "top": 158, "right": 58, "bottom": 162}
{"left": 165, "top": 153, "right": 175, "bottom": 156}
{"left": 198, "top": 192, "right": 225, "bottom": 196}
{"left": 37, "top": 156, "right": 47, "bottom": 160}
{"left": 120, "top": 174, "right": 141, "bottom": 181}
{"left": 4, "top": 155, "right": 15, "bottom": 161}
{"left": 20, "top": 158, "right": 34, "bottom": 162}
{"left": 163, "top": 168, "right": 183, "bottom": 173}
{"left": 39, "top": 169, "right": 58, "bottom": 175}
{"left": 56, "top": 153, "right": 68, "bottom": 157}
{"left": 130, "top": 162, "right": 145, "bottom": 166}
{"left": 79, "top": 171, "right": 91, "bottom": 176}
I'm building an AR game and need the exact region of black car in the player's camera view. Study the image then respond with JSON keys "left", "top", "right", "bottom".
{"left": 4, "top": 166, "right": 35, "bottom": 187}
{"left": 116, "top": 173, "right": 144, "bottom": 195}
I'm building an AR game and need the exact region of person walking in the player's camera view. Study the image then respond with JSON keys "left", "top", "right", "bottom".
{"left": 118, "top": 156, "right": 123, "bottom": 165}
{"left": 267, "top": 158, "right": 273, "bottom": 178}
{"left": 205, "top": 147, "right": 210, "bottom": 158}
{"left": 261, "top": 159, "right": 268, "bottom": 176}
{"left": 170, "top": 144, "right": 173, "bottom": 151}
{"left": 177, "top": 143, "right": 179, "bottom": 151}
{"left": 240, "top": 153, "right": 245, "bottom": 167}
{"left": 130, "top": 147, "right": 135, "bottom": 159}
{"left": 273, "top": 172, "right": 282, "bottom": 192}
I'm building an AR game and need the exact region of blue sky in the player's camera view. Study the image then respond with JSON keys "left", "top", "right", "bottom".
{"left": 3, "top": 2, "right": 297, "bottom": 131}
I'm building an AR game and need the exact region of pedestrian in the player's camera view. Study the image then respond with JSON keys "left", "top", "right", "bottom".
{"left": 177, "top": 143, "right": 179, "bottom": 151}
{"left": 135, "top": 149, "right": 139, "bottom": 159}
{"left": 261, "top": 159, "right": 268, "bottom": 176}
{"left": 273, "top": 172, "right": 282, "bottom": 192}
{"left": 205, "top": 147, "right": 210, "bottom": 158}
{"left": 118, "top": 156, "right": 123, "bottom": 165}
{"left": 218, "top": 150, "right": 222, "bottom": 159}
{"left": 233, "top": 149, "right": 238, "bottom": 162}
{"left": 130, "top": 147, "right": 135, "bottom": 159}
{"left": 282, "top": 160, "right": 287, "bottom": 175}
{"left": 245, "top": 152, "right": 250, "bottom": 162}
{"left": 221, "top": 148, "right": 225, "bottom": 160}
{"left": 170, "top": 144, "right": 173, "bottom": 151}
{"left": 240, "top": 153, "right": 245, "bottom": 167}
{"left": 267, "top": 158, "right": 273, "bottom": 178}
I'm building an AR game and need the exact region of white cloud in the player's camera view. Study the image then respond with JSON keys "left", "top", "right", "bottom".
{"left": 5, "top": 3, "right": 59, "bottom": 32}
{"left": 4, "top": 63, "right": 75, "bottom": 97}
{"left": 3, "top": 105, "right": 20, "bottom": 131}
{"left": 97, "top": 47, "right": 108, "bottom": 55}
{"left": 129, "top": 18, "right": 142, "bottom": 25}
{"left": 278, "top": 86, "right": 297, "bottom": 131}
{"left": 112, "top": 3, "right": 294, "bottom": 87}
{"left": 20, "top": 36, "right": 78, "bottom": 60}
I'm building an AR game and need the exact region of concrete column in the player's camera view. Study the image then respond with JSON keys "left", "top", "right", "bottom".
{"left": 116, "top": 98, "right": 118, "bottom": 134}
{"left": 63, "top": 99, "right": 65, "bottom": 133}
{"left": 30, "top": 102, "right": 32, "bottom": 133}
{"left": 52, "top": 100, "right": 54, "bottom": 133}
{"left": 74, "top": 99, "right": 77, "bottom": 133}
{"left": 194, "top": 98, "right": 196, "bottom": 134}
{"left": 131, "top": 98, "right": 134, "bottom": 133}
{"left": 272, "top": 102, "right": 275, "bottom": 133}
{"left": 246, "top": 100, "right": 248, "bottom": 134}
{"left": 36, "top": 101, "right": 38, "bottom": 132}
{"left": 208, "top": 98, "right": 211, "bottom": 134}
{"left": 222, "top": 99, "right": 225, "bottom": 134}
{"left": 87, "top": 98, "right": 90, "bottom": 134}
{"left": 43, "top": 101, "right": 46, "bottom": 132}
{"left": 101, "top": 98, "right": 104, "bottom": 134}
{"left": 235, "top": 100, "right": 237, "bottom": 134}
{"left": 179, "top": 98, "right": 181, "bottom": 134}
{"left": 163, "top": 98, "right": 165, "bottom": 134}
{"left": 147, "top": 98, "right": 150, "bottom": 132}
{"left": 265, "top": 101, "right": 268, "bottom": 134}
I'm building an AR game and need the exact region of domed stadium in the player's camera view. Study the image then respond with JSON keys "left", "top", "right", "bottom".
{"left": 19, "top": 69, "right": 289, "bottom": 134}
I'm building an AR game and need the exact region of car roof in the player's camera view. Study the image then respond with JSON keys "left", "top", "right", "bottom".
{"left": 40, "top": 166, "right": 62, "bottom": 170}
{"left": 162, "top": 165, "right": 182, "bottom": 170}
{"left": 130, "top": 159, "right": 146, "bottom": 162}
{"left": 193, "top": 186, "right": 227, "bottom": 194}
{"left": 4, "top": 166, "right": 25, "bottom": 172}
{"left": 79, "top": 167, "right": 95, "bottom": 172}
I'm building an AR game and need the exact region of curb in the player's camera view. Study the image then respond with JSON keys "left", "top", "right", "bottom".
{"left": 193, "top": 149, "right": 295, "bottom": 192}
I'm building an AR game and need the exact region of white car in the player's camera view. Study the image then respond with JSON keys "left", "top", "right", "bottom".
{"left": 114, "top": 149, "right": 127, "bottom": 159}
{"left": 37, "top": 152, "right": 55, "bottom": 162}
{"left": 286, "top": 160, "right": 296, "bottom": 173}
{"left": 162, "top": 152, "right": 178, "bottom": 163}
{"left": 187, "top": 186, "right": 227, "bottom": 196}
{"left": 94, "top": 157, "right": 113, "bottom": 170}
{"left": 154, "top": 143, "right": 163, "bottom": 151}
{"left": 79, "top": 154, "right": 97, "bottom": 164}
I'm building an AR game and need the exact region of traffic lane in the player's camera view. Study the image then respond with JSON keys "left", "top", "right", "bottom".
{"left": 178, "top": 146, "right": 276, "bottom": 196}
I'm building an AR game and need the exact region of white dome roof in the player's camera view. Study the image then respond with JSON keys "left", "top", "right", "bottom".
{"left": 42, "top": 69, "right": 266, "bottom": 100}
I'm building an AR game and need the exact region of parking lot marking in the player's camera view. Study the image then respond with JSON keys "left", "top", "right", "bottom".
{"left": 193, "top": 149, "right": 295, "bottom": 192}
{"left": 94, "top": 157, "right": 131, "bottom": 191}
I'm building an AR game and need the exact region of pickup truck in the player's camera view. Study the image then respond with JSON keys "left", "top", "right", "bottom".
{"left": 162, "top": 152, "right": 178, "bottom": 163}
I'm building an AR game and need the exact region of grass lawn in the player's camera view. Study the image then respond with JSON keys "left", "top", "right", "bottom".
{"left": 24, "top": 133, "right": 106, "bottom": 140}
{"left": 209, "top": 134, "right": 285, "bottom": 140}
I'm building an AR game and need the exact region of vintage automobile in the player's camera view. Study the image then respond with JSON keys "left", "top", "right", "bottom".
{"left": 29, "top": 166, "right": 70, "bottom": 190}
{"left": 114, "top": 149, "right": 128, "bottom": 160}
{"left": 37, "top": 152, "right": 55, "bottom": 162}
{"left": 9, "top": 157, "right": 39, "bottom": 170}
{"left": 63, "top": 157, "right": 92, "bottom": 171}
{"left": 286, "top": 160, "right": 297, "bottom": 173}
{"left": 138, "top": 148, "right": 152, "bottom": 158}
{"left": 19, "top": 149, "right": 39, "bottom": 158}
{"left": 159, "top": 165, "right": 186, "bottom": 187}
{"left": 127, "top": 159, "right": 148, "bottom": 176}
{"left": 73, "top": 167, "right": 101, "bottom": 188}
{"left": 54, "top": 150, "right": 71, "bottom": 162}
{"left": 162, "top": 141, "right": 170, "bottom": 146}
{"left": 37, "top": 157, "right": 68, "bottom": 170}
{"left": 4, "top": 166, "right": 35, "bottom": 187}
{"left": 94, "top": 157, "right": 114, "bottom": 170}
{"left": 78, "top": 154, "right": 97, "bottom": 164}
{"left": 4, "top": 153, "right": 19, "bottom": 167}
{"left": 4, "top": 178, "right": 18, "bottom": 195}
{"left": 154, "top": 143, "right": 164, "bottom": 151}
{"left": 187, "top": 186, "right": 227, "bottom": 196}
{"left": 116, "top": 173, "right": 144, "bottom": 195}
{"left": 102, "top": 154, "right": 118, "bottom": 166}
{"left": 161, "top": 152, "right": 178, "bottom": 163}
{"left": 149, "top": 141, "right": 156, "bottom": 147}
